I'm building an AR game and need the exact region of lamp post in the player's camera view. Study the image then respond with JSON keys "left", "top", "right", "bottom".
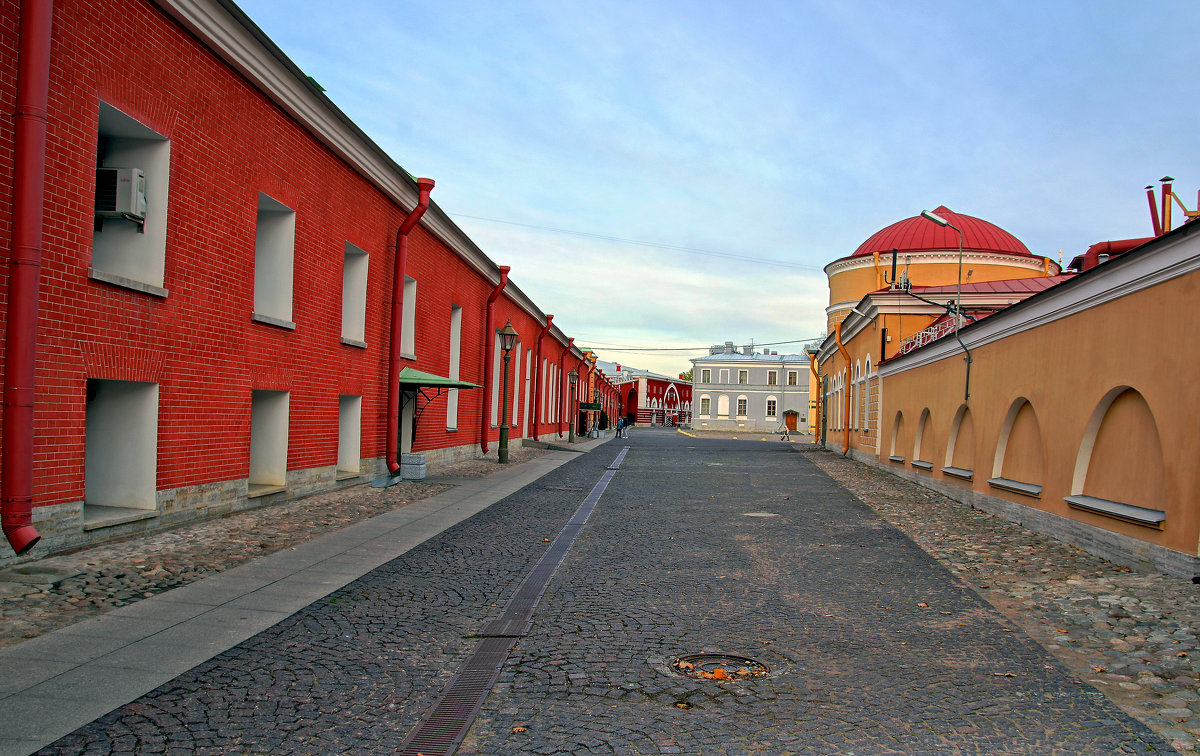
{"left": 497, "top": 319, "right": 519, "bottom": 463}
{"left": 919, "top": 209, "right": 972, "bottom": 400}
{"left": 567, "top": 369, "right": 578, "bottom": 443}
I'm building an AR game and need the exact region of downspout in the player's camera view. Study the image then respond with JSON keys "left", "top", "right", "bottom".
{"left": 384, "top": 178, "right": 434, "bottom": 475}
{"left": 834, "top": 322, "right": 852, "bottom": 457}
{"left": 531, "top": 314, "right": 552, "bottom": 440}
{"left": 3, "top": 0, "right": 52, "bottom": 555}
{"left": 809, "top": 351, "right": 820, "bottom": 439}
{"left": 557, "top": 338, "right": 573, "bottom": 437}
{"left": 479, "top": 266, "right": 510, "bottom": 454}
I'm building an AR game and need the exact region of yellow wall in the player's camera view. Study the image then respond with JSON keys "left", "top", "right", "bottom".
{"left": 861, "top": 270, "right": 1200, "bottom": 557}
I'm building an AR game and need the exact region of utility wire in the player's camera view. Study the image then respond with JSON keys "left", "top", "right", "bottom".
{"left": 451, "top": 213, "right": 823, "bottom": 272}
{"left": 575, "top": 337, "right": 825, "bottom": 353}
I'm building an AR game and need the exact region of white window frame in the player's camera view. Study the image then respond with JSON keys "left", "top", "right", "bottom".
{"left": 253, "top": 193, "right": 296, "bottom": 327}
{"left": 737, "top": 395, "right": 748, "bottom": 417}
{"left": 701, "top": 368, "right": 711, "bottom": 383}
{"left": 447, "top": 305, "right": 462, "bottom": 430}
{"left": 341, "top": 242, "right": 369, "bottom": 345}
{"left": 767, "top": 370, "right": 778, "bottom": 386}
{"left": 738, "top": 370, "right": 748, "bottom": 385}
{"left": 91, "top": 102, "right": 170, "bottom": 295}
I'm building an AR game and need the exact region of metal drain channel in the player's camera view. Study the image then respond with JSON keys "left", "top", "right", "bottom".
{"left": 398, "top": 446, "right": 629, "bottom": 756}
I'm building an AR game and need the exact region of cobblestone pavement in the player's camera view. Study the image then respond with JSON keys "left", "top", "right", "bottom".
{"left": 0, "top": 448, "right": 546, "bottom": 649}
{"left": 37, "top": 431, "right": 1171, "bottom": 754}
{"left": 806, "top": 450, "right": 1200, "bottom": 753}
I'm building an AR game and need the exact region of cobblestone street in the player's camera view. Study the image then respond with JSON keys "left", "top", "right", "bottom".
{"left": 18, "top": 430, "right": 1185, "bottom": 754}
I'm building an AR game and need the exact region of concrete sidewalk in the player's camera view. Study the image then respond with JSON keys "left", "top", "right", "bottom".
{"left": 0, "top": 436, "right": 610, "bottom": 756}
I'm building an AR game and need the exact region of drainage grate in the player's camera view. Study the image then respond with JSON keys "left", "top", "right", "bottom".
{"left": 671, "top": 653, "right": 771, "bottom": 680}
{"left": 398, "top": 447, "right": 629, "bottom": 755}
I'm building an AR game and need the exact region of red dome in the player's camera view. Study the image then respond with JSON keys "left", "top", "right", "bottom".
{"left": 849, "top": 206, "right": 1032, "bottom": 258}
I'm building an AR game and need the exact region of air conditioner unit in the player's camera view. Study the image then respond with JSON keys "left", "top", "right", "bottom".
{"left": 94, "top": 167, "right": 146, "bottom": 220}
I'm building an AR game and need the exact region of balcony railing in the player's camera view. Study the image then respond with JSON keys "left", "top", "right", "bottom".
{"left": 896, "top": 319, "right": 958, "bottom": 356}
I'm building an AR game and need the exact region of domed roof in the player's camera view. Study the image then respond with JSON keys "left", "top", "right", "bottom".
{"left": 849, "top": 206, "right": 1032, "bottom": 258}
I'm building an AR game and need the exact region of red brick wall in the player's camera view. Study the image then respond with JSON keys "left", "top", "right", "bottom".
{"left": 0, "top": 0, "right": 563, "bottom": 510}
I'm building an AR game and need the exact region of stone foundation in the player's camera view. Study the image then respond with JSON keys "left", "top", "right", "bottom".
{"left": 825, "top": 442, "right": 1200, "bottom": 580}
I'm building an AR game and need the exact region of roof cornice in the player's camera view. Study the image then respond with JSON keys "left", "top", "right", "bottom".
{"left": 823, "top": 251, "right": 1050, "bottom": 278}
{"left": 152, "top": 0, "right": 541, "bottom": 302}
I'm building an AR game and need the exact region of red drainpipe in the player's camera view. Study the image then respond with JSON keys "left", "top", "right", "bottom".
{"left": 3, "top": 0, "right": 52, "bottom": 555}
{"left": 385, "top": 178, "right": 434, "bottom": 475}
{"left": 479, "top": 267, "right": 510, "bottom": 454}
{"left": 531, "top": 314, "right": 552, "bottom": 440}
{"left": 557, "top": 337, "right": 573, "bottom": 437}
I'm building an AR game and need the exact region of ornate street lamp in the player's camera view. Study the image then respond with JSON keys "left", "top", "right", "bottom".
{"left": 567, "top": 369, "right": 578, "bottom": 443}
{"left": 497, "top": 319, "right": 519, "bottom": 463}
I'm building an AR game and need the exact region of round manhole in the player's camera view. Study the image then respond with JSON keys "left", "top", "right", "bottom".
{"left": 671, "top": 653, "right": 770, "bottom": 680}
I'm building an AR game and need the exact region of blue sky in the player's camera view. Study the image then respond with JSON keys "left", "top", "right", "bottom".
{"left": 236, "top": 0, "right": 1200, "bottom": 376}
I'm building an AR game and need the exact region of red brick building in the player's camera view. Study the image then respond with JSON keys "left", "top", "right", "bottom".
{"left": 1, "top": 0, "right": 590, "bottom": 561}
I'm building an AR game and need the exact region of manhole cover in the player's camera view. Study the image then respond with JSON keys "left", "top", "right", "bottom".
{"left": 671, "top": 653, "right": 770, "bottom": 680}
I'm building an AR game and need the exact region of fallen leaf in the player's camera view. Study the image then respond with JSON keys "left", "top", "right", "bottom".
{"left": 993, "top": 672, "right": 1017, "bottom": 677}
{"left": 712, "top": 668, "right": 728, "bottom": 680}
{"left": 512, "top": 727, "right": 527, "bottom": 734}
{"left": 917, "top": 603, "right": 929, "bottom": 608}
{"left": 675, "top": 702, "right": 691, "bottom": 709}
{"left": 543, "top": 538, "right": 551, "bottom": 542}
{"left": 1091, "top": 667, "right": 1107, "bottom": 673}
{"left": 676, "top": 661, "right": 694, "bottom": 670}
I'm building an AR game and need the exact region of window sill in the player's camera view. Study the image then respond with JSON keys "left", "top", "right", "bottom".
{"left": 888, "top": 455, "right": 905, "bottom": 464}
{"left": 252, "top": 312, "right": 296, "bottom": 330}
{"left": 941, "top": 466, "right": 974, "bottom": 481}
{"left": 247, "top": 483, "right": 287, "bottom": 498}
{"left": 446, "top": 427, "right": 458, "bottom": 432}
{"left": 988, "top": 477, "right": 1042, "bottom": 498}
{"left": 911, "top": 460, "right": 934, "bottom": 470}
{"left": 1066, "top": 494, "right": 1165, "bottom": 527}
{"left": 341, "top": 336, "right": 367, "bottom": 349}
{"left": 335, "top": 470, "right": 362, "bottom": 481}
{"left": 399, "top": 351, "right": 416, "bottom": 361}
{"left": 88, "top": 268, "right": 168, "bottom": 298}
{"left": 83, "top": 505, "right": 157, "bottom": 531}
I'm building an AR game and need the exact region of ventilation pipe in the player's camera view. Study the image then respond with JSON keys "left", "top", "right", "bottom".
{"left": 3, "top": 0, "right": 53, "bottom": 555}
{"left": 1146, "top": 185, "right": 1163, "bottom": 237}
{"left": 531, "top": 314, "right": 552, "bottom": 440}
{"left": 384, "top": 177, "right": 434, "bottom": 476}
{"left": 1162, "top": 177, "right": 1174, "bottom": 235}
{"left": 479, "top": 267, "right": 510, "bottom": 454}
{"left": 557, "top": 337, "right": 574, "bottom": 437}
{"left": 834, "top": 322, "right": 852, "bottom": 457}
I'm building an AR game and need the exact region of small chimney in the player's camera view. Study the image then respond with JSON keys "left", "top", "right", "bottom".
{"left": 615, "top": 364, "right": 621, "bottom": 371}
{"left": 724, "top": 341, "right": 734, "bottom": 354}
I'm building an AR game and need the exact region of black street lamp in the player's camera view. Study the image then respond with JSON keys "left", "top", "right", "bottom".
{"left": 567, "top": 369, "right": 578, "bottom": 443}
{"left": 497, "top": 319, "right": 519, "bottom": 463}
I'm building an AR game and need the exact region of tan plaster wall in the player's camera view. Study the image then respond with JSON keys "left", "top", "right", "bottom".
{"left": 875, "top": 269, "right": 1200, "bottom": 555}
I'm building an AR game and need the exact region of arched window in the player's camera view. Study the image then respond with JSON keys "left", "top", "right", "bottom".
{"left": 1069, "top": 387, "right": 1167, "bottom": 526}
{"left": 988, "top": 398, "right": 1045, "bottom": 497}
{"left": 942, "top": 404, "right": 975, "bottom": 481}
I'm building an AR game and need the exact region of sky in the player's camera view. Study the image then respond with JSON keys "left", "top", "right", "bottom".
{"left": 236, "top": 0, "right": 1200, "bottom": 377}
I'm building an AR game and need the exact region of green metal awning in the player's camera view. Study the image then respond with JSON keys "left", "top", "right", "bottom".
{"left": 397, "top": 367, "right": 479, "bottom": 390}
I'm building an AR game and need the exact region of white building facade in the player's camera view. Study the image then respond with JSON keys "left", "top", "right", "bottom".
{"left": 691, "top": 343, "right": 811, "bottom": 432}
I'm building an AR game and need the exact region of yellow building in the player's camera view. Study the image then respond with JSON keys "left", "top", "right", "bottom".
{"left": 817, "top": 206, "right": 1200, "bottom": 578}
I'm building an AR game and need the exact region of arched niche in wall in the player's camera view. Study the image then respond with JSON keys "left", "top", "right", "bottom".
{"left": 1069, "top": 387, "right": 1168, "bottom": 527}
{"left": 941, "top": 404, "right": 975, "bottom": 481}
{"left": 988, "top": 398, "right": 1045, "bottom": 497}
{"left": 912, "top": 408, "right": 934, "bottom": 471}
{"left": 888, "top": 411, "right": 905, "bottom": 463}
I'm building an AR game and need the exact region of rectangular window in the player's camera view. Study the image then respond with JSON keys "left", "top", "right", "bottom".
{"left": 85, "top": 379, "right": 158, "bottom": 515}
{"left": 253, "top": 193, "right": 296, "bottom": 327}
{"left": 700, "top": 397, "right": 711, "bottom": 415}
{"left": 491, "top": 333, "right": 501, "bottom": 427}
{"left": 341, "top": 242, "right": 368, "bottom": 345}
{"left": 738, "top": 370, "right": 748, "bottom": 385}
{"left": 767, "top": 371, "right": 777, "bottom": 385}
{"left": 766, "top": 399, "right": 777, "bottom": 417}
{"left": 701, "top": 369, "right": 711, "bottom": 383}
{"left": 337, "top": 395, "right": 361, "bottom": 476}
{"left": 788, "top": 371, "right": 798, "bottom": 386}
{"left": 447, "top": 305, "right": 462, "bottom": 430}
{"left": 401, "top": 276, "right": 417, "bottom": 356}
{"left": 249, "top": 390, "right": 290, "bottom": 493}
{"left": 91, "top": 102, "right": 170, "bottom": 294}
{"left": 510, "top": 342, "right": 522, "bottom": 427}
{"left": 737, "top": 398, "right": 748, "bottom": 416}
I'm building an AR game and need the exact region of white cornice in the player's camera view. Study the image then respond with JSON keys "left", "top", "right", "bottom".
{"left": 823, "top": 251, "right": 1050, "bottom": 278}
{"left": 881, "top": 225, "right": 1200, "bottom": 376}
{"left": 152, "top": 0, "right": 553, "bottom": 316}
